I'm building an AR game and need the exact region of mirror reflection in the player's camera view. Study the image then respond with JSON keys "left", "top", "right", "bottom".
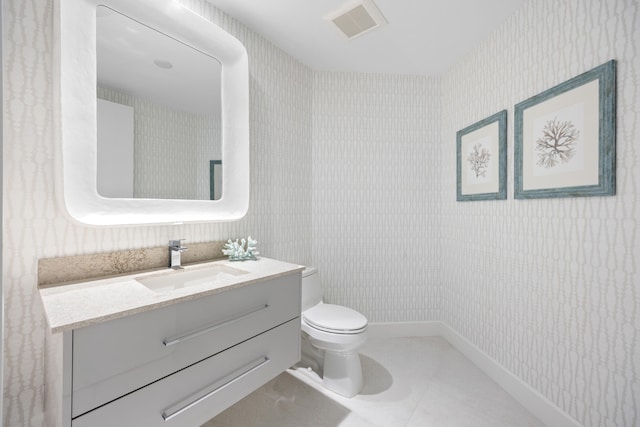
{"left": 95, "top": 5, "right": 222, "bottom": 200}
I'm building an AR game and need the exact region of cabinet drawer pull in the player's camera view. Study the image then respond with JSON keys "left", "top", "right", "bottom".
{"left": 161, "top": 356, "right": 270, "bottom": 421}
{"left": 162, "top": 304, "right": 269, "bottom": 347}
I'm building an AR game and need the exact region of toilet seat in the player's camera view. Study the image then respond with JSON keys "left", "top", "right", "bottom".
{"left": 303, "top": 304, "right": 368, "bottom": 334}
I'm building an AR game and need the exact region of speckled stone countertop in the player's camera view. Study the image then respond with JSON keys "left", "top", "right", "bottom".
{"left": 39, "top": 257, "right": 304, "bottom": 334}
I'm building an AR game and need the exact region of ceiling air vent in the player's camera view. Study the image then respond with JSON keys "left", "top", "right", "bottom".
{"left": 326, "top": 0, "right": 388, "bottom": 40}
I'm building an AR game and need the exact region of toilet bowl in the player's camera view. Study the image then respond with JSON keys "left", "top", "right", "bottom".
{"left": 299, "top": 267, "right": 368, "bottom": 397}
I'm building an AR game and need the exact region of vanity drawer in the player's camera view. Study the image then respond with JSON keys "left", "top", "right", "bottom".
{"left": 72, "top": 318, "right": 300, "bottom": 427}
{"left": 72, "top": 272, "right": 301, "bottom": 418}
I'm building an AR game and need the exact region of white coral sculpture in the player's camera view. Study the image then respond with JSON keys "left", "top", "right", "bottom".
{"left": 222, "top": 236, "right": 259, "bottom": 261}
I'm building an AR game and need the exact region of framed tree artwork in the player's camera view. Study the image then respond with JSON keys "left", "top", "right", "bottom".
{"left": 456, "top": 110, "right": 507, "bottom": 201}
{"left": 514, "top": 60, "right": 616, "bottom": 199}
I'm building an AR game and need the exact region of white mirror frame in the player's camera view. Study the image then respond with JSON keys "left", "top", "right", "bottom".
{"left": 57, "top": 0, "right": 249, "bottom": 225}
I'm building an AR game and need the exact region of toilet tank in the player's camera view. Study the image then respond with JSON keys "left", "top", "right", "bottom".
{"left": 301, "top": 267, "right": 323, "bottom": 311}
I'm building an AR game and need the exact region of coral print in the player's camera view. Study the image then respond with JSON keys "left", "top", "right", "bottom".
{"left": 535, "top": 116, "right": 580, "bottom": 168}
{"left": 467, "top": 144, "right": 491, "bottom": 178}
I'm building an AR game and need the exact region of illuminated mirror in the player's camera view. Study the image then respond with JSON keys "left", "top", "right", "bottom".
{"left": 58, "top": 0, "right": 248, "bottom": 225}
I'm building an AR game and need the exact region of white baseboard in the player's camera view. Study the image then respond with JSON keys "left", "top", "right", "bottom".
{"left": 367, "top": 321, "right": 443, "bottom": 339}
{"left": 368, "top": 321, "right": 582, "bottom": 427}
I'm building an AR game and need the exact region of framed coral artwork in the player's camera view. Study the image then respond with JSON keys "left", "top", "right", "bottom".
{"left": 514, "top": 60, "right": 616, "bottom": 199}
{"left": 456, "top": 110, "right": 507, "bottom": 201}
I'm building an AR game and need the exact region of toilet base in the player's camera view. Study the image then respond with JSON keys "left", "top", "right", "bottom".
{"left": 322, "top": 349, "right": 363, "bottom": 398}
{"left": 300, "top": 332, "right": 364, "bottom": 398}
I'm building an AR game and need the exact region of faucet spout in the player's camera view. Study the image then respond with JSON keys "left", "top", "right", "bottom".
{"left": 169, "top": 239, "right": 188, "bottom": 269}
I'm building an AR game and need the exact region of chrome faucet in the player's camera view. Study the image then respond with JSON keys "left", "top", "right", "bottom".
{"left": 169, "top": 239, "right": 188, "bottom": 269}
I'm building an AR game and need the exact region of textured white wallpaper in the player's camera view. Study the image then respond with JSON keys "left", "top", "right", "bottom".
{"left": 312, "top": 72, "right": 442, "bottom": 323}
{"left": 2, "top": 0, "right": 639, "bottom": 426}
{"left": 439, "top": 1, "right": 639, "bottom": 426}
{"left": 2, "top": 0, "right": 313, "bottom": 425}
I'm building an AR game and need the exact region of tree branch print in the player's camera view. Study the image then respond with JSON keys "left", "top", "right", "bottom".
{"left": 535, "top": 117, "right": 579, "bottom": 168}
{"left": 466, "top": 144, "right": 491, "bottom": 178}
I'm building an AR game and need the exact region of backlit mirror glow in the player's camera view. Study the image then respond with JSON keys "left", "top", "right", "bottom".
{"left": 59, "top": 0, "right": 249, "bottom": 225}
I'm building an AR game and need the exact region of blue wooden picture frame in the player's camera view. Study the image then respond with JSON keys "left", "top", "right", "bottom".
{"left": 514, "top": 60, "right": 616, "bottom": 199}
{"left": 456, "top": 110, "right": 507, "bottom": 201}
{"left": 209, "top": 160, "right": 222, "bottom": 200}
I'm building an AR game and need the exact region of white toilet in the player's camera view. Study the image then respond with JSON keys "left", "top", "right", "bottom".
{"left": 299, "top": 267, "right": 368, "bottom": 397}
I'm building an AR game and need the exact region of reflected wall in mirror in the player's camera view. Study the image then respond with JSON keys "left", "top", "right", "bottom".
{"left": 58, "top": 0, "right": 249, "bottom": 225}
{"left": 96, "top": 6, "right": 222, "bottom": 200}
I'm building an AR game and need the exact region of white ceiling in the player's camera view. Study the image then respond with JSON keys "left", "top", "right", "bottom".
{"left": 206, "top": 0, "right": 528, "bottom": 75}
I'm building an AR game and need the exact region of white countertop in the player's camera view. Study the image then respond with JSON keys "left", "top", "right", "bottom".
{"left": 39, "top": 257, "right": 304, "bottom": 333}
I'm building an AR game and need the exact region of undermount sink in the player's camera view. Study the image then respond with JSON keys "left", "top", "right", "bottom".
{"left": 136, "top": 264, "right": 249, "bottom": 293}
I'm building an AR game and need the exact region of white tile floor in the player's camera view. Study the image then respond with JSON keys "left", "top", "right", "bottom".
{"left": 202, "top": 336, "right": 545, "bottom": 427}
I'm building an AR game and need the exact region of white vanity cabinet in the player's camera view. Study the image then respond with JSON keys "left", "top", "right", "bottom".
{"left": 72, "top": 320, "right": 299, "bottom": 426}
{"left": 41, "top": 263, "right": 302, "bottom": 427}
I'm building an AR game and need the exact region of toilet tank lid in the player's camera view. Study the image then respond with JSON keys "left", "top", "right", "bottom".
{"left": 302, "top": 267, "right": 317, "bottom": 278}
